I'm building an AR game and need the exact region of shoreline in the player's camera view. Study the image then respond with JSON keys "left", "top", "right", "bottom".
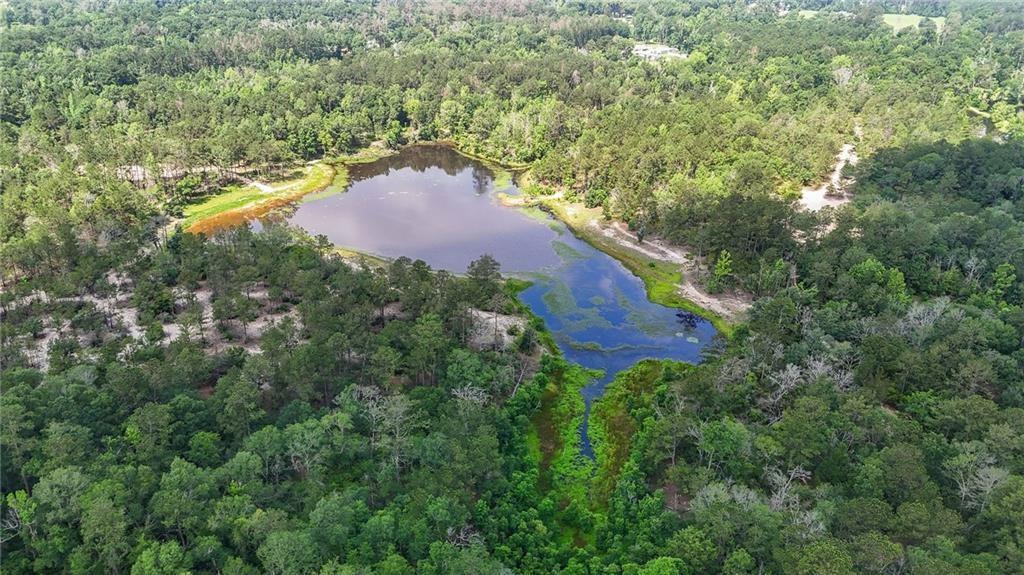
{"left": 181, "top": 146, "right": 397, "bottom": 235}
{"left": 181, "top": 141, "right": 742, "bottom": 335}
{"left": 537, "top": 198, "right": 742, "bottom": 338}
{"left": 184, "top": 163, "right": 338, "bottom": 234}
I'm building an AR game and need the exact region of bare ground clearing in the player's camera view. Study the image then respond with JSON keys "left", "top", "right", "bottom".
{"left": 799, "top": 136, "right": 859, "bottom": 212}
{"left": 5, "top": 275, "right": 303, "bottom": 370}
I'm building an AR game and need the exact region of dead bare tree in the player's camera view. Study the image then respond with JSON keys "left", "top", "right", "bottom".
{"left": 446, "top": 524, "right": 483, "bottom": 548}
{"left": 759, "top": 364, "right": 804, "bottom": 423}
{"left": 1, "top": 507, "right": 25, "bottom": 545}
{"left": 715, "top": 356, "right": 752, "bottom": 392}
{"left": 804, "top": 349, "right": 858, "bottom": 393}
{"left": 351, "top": 385, "right": 385, "bottom": 452}
{"left": 766, "top": 465, "right": 812, "bottom": 512}
{"left": 945, "top": 443, "right": 1008, "bottom": 511}
{"left": 654, "top": 381, "right": 692, "bottom": 466}
{"left": 895, "top": 297, "right": 951, "bottom": 344}
{"left": 832, "top": 66, "right": 854, "bottom": 88}
{"left": 963, "top": 253, "right": 986, "bottom": 285}
{"left": 965, "top": 467, "right": 1010, "bottom": 512}
{"left": 452, "top": 385, "right": 490, "bottom": 407}
{"left": 379, "top": 395, "right": 415, "bottom": 483}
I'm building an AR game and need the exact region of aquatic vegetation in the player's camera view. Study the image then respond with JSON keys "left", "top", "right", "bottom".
{"left": 552, "top": 240, "right": 586, "bottom": 263}
{"left": 566, "top": 340, "right": 667, "bottom": 354}
{"left": 517, "top": 205, "right": 566, "bottom": 234}
{"left": 493, "top": 169, "right": 514, "bottom": 191}
{"left": 543, "top": 198, "right": 733, "bottom": 337}
{"left": 540, "top": 280, "right": 615, "bottom": 333}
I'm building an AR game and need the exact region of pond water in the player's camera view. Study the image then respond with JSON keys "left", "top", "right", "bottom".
{"left": 270, "top": 146, "right": 717, "bottom": 457}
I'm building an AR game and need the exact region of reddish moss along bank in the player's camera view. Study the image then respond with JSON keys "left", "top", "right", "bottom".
{"left": 183, "top": 163, "right": 338, "bottom": 234}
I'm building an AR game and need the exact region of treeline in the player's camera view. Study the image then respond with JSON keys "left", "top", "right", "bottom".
{"left": 4, "top": 0, "right": 1024, "bottom": 282}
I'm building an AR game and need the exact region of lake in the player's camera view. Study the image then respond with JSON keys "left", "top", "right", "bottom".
{"left": 272, "top": 145, "right": 717, "bottom": 456}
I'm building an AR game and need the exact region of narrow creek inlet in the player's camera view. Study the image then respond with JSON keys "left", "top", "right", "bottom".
{"left": 248, "top": 145, "right": 718, "bottom": 457}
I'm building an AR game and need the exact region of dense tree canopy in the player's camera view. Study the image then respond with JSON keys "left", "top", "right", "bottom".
{"left": 2, "top": 1, "right": 1024, "bottom": 574}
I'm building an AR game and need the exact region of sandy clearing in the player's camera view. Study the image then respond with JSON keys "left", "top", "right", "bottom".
{"left": 7, "top": 279, "right": 304, "bottom": 370}
{"left": 468, "top": 308, "right": 527, "bottom": 351}
{"left": 600, "top": 221, "right": 689, "bottom": 264}
{"left": 799, "top": 138, "right": 859, "bottom": 212}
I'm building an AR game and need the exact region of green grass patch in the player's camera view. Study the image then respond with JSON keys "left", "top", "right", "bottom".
{"left": 300, "top": 165, "right": 350, "bottom": 203}
{"left": 504, "top": 277, "right": 534, "bottom": 295}
{"left": 882, "top": 13, "right": 945, "bottom": 33}
{"left": 524, "top": 426, "right": 542, "bottom": 467}
{"left": 798, "top": 9, "right": 944, "bottom": 34}
{"left": 183, "top": 163, "right": 336, "bottom": 232}
{"left": 589, "top": 361, "right": 691, "bottom": 508}
{"left": 540, "top": 359, "right": 599, "bottom": 546}
{"left": 181, "top": 185, "right": 269, "bottom": 228}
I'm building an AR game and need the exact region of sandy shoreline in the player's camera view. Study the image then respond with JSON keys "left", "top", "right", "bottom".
{"left": 594, "top": 218, "right": 753, "bottom": 322}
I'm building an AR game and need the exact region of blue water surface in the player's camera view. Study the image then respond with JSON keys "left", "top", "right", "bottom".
{"left": 516, "top": 223, "right": 715, "bottom": 456}
{"left": 275, "top": 146, "right": 717, "bottom": 457}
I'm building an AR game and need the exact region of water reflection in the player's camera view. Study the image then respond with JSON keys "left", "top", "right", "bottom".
{"left": 287, "top": 146, "right": 560, "bottom": 272}
{"left": 276, "top": 145, "right": 718, "bottom": 457}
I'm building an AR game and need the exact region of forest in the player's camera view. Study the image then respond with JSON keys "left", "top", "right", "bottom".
{"left": 2, "top": 0, "right": 1024, "bottom": 574}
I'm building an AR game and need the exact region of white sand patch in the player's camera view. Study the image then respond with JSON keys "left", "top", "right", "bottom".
{"left": 633, "top": 43, "right": 687, "bottom": 61}
{"left": 5, "top": 279, "right": 305, "bottom": 370}
{"left": 799, "top": 141, "right": 859, "bottom": 212}
{"left": 468, "top": 308, "right": 527, "bottom": 351}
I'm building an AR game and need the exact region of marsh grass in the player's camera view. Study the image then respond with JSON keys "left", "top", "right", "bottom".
{"left": 588, "top": 361, "right": 686, "bottom": 507}
{"left": 184, "top": 163, "right": 336, "bottom": 233}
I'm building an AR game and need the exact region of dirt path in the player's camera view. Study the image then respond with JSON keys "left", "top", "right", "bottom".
{"left": 600, "top": 221, "right": 688, "bottom": 264}
{"left": 799, "top": 133, "right": 860, "bottom": 212}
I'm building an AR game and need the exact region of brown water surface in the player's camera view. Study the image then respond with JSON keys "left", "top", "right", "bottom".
{"left": 284, "top": 145, "right": 560, "bottom": 272}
